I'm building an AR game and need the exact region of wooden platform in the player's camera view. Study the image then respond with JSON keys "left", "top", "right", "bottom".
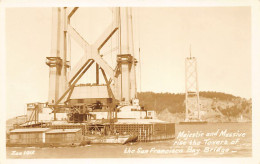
{"left": 9, "top": 119, "right": 176, "bottom": 144}
{"left": 179, "top": 121, "right": 207, "bottom": 125}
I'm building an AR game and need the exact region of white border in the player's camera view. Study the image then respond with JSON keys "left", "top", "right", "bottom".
{"left": 1, "top": 0, "right": 259, "bottom": 164}
{"left": 0, "top": 0, "right": 253, "bottom": 7}
{"left": 0, "top": 4, "right": 7, "bottom": 164}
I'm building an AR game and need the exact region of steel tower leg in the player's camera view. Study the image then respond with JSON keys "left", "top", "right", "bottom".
{"left": 117, "top": 7, "right": 137, "bottom": 105}
{"left": 46, "top": 7, "right": 69, "bottom": 120}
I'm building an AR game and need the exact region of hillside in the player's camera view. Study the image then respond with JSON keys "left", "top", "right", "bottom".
{"left": 137, "top": 91, "right": 251, "bottom": 123}
{"left": 6, "top": 91, "right": 251, "bottom": 126}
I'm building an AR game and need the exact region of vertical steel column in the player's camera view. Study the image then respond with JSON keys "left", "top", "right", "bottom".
{"left": 47, "top": 8, "right": 61, "bottom": 105}
{"left": 47, "top": 7, "right": 69, "bottom": 120}
{"left": 195, "top": 58, "right": 201, "bottom": 119}
{"left": 59, "top": 7, "right": 68, "bottom": 100}
{"left": 129, "top": 8, "right": 137, "bottom": 99}
{"left": 96, "top": 63, "right": 99, "bottom": 84}
{"left": 185, "top": 58, "right": 188, "bottom": 120}
{"left": 117, "top": 7, "right": 136, "bottom": 104}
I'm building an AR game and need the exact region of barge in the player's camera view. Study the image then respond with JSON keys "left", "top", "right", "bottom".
{"left": 7, "top": 103, "right": 175, "bottom": 147}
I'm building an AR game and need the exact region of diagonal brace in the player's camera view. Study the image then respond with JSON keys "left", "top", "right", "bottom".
{"left": 53, "top": 60, "right": 95, "bottom": 110}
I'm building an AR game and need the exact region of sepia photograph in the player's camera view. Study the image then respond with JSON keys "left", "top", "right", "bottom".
{"left": 1, "top": 1, "right": 259, "bottom": 162}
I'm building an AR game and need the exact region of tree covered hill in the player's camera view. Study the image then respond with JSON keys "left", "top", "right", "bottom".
{"left": 137, "top": 92, "right": 185, "bottom": 113}
{"left": 137, "top": 91, "right": 251, "bottom": 120}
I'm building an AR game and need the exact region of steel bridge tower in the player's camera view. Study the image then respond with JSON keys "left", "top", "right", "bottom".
{"left": 45, "top": 7, "right": 137, "bottom": 120}
{"left": 185, "top": 53, "right": 201, "bottom": 122}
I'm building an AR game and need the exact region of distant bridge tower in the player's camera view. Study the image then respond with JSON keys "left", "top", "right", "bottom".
{"left": 185, "top": 49, "right": 201, "bottom": 121}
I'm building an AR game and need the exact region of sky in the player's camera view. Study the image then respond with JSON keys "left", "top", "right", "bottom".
{"left": 5, "top": 7, "right": 251, "bottom": 119}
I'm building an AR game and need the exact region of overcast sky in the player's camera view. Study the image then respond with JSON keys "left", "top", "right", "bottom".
{"left": 5, "top": 7, "right": 251, "bottom": 119}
